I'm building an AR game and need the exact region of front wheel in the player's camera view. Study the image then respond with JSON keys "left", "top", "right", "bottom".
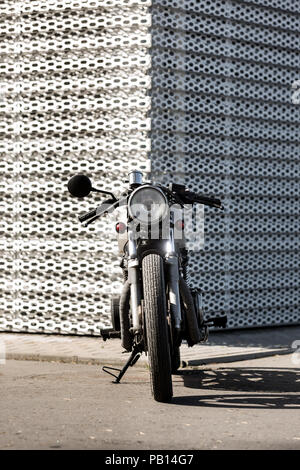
{"left": 142, "top": 254, "right": 173, "bottom": 402}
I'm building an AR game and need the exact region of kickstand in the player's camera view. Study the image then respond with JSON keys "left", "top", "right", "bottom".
{"left": 102, "top": 343, "right": 143, "bottom": 383}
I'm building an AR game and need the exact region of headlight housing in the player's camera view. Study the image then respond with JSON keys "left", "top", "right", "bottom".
{"left": 128, "top": 185, "right": 168, "bottom": 224}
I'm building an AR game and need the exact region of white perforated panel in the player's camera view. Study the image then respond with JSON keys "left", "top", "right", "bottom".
{"left": 0, "top": 0, "right": 151, "bottom": 334}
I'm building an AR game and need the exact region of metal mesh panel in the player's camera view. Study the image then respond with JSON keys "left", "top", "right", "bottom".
{"left": 0, "top": 0, "right": 151, "bottom": 334}
{"left": 150, "top": 0, "right": 300, "bottom": 328}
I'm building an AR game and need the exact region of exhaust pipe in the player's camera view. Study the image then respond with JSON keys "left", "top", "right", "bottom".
{"left": 179, "top": 277, "right": 201, "bottom": 346}
{"left": 119, "top": 280, "right": 132, "bottom": 351}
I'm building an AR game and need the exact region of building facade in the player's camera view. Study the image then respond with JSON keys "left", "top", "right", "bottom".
{"left": 1, "top": 0, "right": 299, "bottom": 334}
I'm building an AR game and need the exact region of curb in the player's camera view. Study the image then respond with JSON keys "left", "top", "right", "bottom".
{"left": 6, "top": 347, "right": 293, "bottom": 368}
{"left": 183, "top": 347, "right": 293, "bottom": 368}
{"left": 5, "top": 352, "right": 148, "bottom": 367}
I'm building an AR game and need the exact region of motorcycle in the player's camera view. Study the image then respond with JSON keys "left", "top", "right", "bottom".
{"left": 67, "top": 170, "right": 226, "bottom": 402}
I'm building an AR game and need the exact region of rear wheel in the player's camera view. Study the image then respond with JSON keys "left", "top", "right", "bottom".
{"left": 142, "top": 254, "right": 173, "bottom": 402}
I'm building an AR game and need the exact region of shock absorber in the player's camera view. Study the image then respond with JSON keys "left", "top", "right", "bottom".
{"left": 181, "top": 249, "right": 208, "bottom": 342}
{"left": 181, "top": 248, "right": 191, "bottom": 287}
{"left": 120, "top": 256, "right": 128, "bottom": 282}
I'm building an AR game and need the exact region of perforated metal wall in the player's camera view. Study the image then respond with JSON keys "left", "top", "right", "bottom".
{"left": 0, "top": 0, "right": 299, "bottom": 334}
{"left": 0, "top": 0, "right": 151, "bottom": 334}
{"left": 150, "top": 0, "right": 300, "bottom": 328}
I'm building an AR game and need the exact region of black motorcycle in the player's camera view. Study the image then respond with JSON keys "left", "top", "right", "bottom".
{"left": 68, "top": 170, "right": 226, "bottom": 402}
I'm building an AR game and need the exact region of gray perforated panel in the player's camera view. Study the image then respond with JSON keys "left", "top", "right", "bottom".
{"left": 150, "top": 0, "right": 300, "bottom": 328}
{"left": 0, "top": 0, "right": 299, "bottom": 334}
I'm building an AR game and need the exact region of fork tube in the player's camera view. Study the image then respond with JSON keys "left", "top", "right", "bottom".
{"left": 166, "top": 227, "right": 182, "bottom": 330}
{"left": 127, "top": 230, "right": 142, "bottom": 333}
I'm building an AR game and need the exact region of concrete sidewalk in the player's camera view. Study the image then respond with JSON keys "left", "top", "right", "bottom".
{"left": 1, "top": 325, "right": 299, "bottom": 368}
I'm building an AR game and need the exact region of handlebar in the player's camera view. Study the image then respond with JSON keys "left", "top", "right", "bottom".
{"left": 186, "top": 191, "right": 223, "bottom": 209}
{"left": 78, "top": 187, "right": 223, "bottom": 227}
{"left": 78, "top": 208, "right": 97, "bottom": 223}
{"left": 78, "top": 197, "right": 125, "bottom": 226}
{"left": 168, "top": 183, "right": 223, "bottom": 209}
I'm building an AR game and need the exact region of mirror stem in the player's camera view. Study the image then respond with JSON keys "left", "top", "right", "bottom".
{"left": 91, "top": 187, "right": 117, "bottom": 202}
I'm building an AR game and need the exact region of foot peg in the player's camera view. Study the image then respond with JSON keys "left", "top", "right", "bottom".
{"left": 100, "top": 328, "right": 121, "bottom": 341}
{"left": 204, "top": 315, "right": 227, "bottom": 328}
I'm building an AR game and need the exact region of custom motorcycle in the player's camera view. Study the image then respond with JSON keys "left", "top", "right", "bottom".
{"left": 68, "top": 170, "right": 226, "bottom": 402}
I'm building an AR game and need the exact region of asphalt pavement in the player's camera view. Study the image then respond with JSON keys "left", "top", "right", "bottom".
{"left": 1, "top": 353, "right": 299, "bottom": 450}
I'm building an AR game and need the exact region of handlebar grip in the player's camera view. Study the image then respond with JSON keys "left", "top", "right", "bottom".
{"left": 78, "top": 208, "right": 97, "bottom": 223}
{"left": 187, "top": 191, "right": 223, "bottom": 208}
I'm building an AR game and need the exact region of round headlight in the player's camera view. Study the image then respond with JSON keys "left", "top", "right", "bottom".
{"left": 128, "top": 186, "right": 168, "bottom": 224}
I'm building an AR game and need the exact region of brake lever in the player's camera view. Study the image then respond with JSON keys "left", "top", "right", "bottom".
{"left": 82, "top": 196, "right": 128, "bottom": 227}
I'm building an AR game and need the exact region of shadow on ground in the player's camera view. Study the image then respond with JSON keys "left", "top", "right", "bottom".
{"left": 208, "top": 324, "right": 300, "bottom": 349}
{"left": 172, "top": 367, "right": 300, "bottom": 409}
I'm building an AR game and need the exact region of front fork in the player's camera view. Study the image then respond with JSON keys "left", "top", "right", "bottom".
{"left": 127, "top": 226, "right": 182, "bottom": 335}
{"left": 127, "top": 230, "right": 143, "bottom": 334}
{"left": 165, "top": 226, "right": 182, "bottom": 331}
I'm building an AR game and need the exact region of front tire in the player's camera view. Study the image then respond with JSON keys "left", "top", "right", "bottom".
{"left": 142, "top": 254, "right": 173, "bottom": 402}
